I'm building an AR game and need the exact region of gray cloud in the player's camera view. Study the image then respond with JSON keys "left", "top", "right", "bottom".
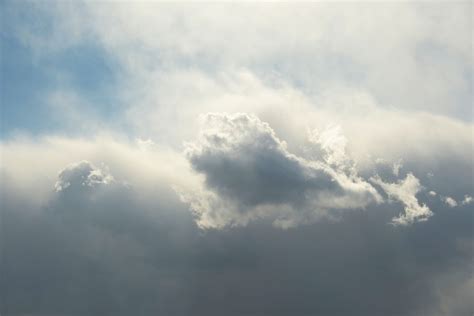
{"left": 1, "top": 1, "right": 473, "bottom": 314}
{"left": 54, "top": 160, "right": 115, "bottom": 192}
{"left": 1, "top": 158, "right": 198, "bottom": 316}
{"left": 182, "top": 113, "right": 381, "bottom": 229}
{"left": 1, "top": 137, "right": 473, "bottom": 316}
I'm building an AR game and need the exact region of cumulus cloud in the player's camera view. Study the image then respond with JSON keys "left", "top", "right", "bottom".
{"left": 371, "top": 173, "right": 432, "bottom": 225}
{"left": 441, "top": 196, "right": 458, "bottom": 208}
{"left": 181, "top": 113, "right": 381, "bottom": 229}
{"left": 461, "top": 195, "right": 473, "bottom": 206}
{"left": 54, "top": 160, "right": 114, "bottom": 192}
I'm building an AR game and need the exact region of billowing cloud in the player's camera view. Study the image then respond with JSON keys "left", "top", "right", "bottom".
{"left": 54, "top": 160, "right": 114, "bottom": 192}
{"left": 371, "top": 173, "right": 432, "bottom": 225}
{"left": 181, "top": 113, "right": 381, "bottom": 229}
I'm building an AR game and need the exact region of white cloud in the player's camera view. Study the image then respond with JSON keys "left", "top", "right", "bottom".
{"left": 0, "top": 135, "right": 192, "bottom": 211}
{"left": 371, "top": 173, "right": 432, "bottom": 225}
{"left": 441, "top": 196, "right": 458, "bottom": 208}
{"left": 16, "top": 2, "right": 472, "bottom": 120}
{"left": 461, "top": 195, "right": 473, "bottom": 206}
{"left": 392, "top": 160, "right": 403, "bottom": 177}
{"left": 307, "top": 125, "right": 351, "bottom": 171}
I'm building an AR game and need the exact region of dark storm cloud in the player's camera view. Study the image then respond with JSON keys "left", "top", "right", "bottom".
{"left": 1, "top": 160, "right": 199, "bottom": 316}
{"left": 1, "top": 158, "right": 472, "bottom": 316}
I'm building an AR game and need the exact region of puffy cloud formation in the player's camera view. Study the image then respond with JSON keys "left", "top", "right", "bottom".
{"left": 54, "top": 160, "right": 114, "bottom": 192}
{"left": 371, "top": 173, "right": 432, "bottom": 225}
{"left": 462, "top": 195, "right": 473, "bottom": 206}
{"left": 182, "top": 113, "right": 381, "bottom": 229}
{"left": 442, "top": 196, "right": 458, "bottom": 208}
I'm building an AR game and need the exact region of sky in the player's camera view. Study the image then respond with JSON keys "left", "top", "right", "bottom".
{"left": 0, "top": 1, "right": 473, "bottom": 316}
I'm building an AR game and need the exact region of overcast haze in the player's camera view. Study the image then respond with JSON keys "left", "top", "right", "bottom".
{"left": 1, "top": 1, "right": 473, "bottom": 316}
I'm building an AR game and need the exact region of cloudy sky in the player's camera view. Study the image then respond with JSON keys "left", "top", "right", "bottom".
{"left": 1, "top": 1, "right": 473, "bottom": 315}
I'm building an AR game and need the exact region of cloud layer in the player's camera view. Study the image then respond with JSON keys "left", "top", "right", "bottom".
{"left": 1, "top": 1, "right": 473, "bottom": 316}
{"left": 1, "top": 128, "right": 473, "bottom": 315}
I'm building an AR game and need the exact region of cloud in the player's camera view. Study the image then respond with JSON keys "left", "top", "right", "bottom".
{"left": 306, "top": 124, "right": 351, "bottom": 170}
{"left": 441, "top": 196, "right": 458, "bottom": 208}
{"left": 392, "top": 160, "right": 403, "bottom": 177}
{"left": 1, "top": 152, "right": 200, "bottom": 316}
{"left": 2, "top": 2, "right": 473, "bottom": 315}
{"left": 0, "top": 135, "right": 193, "bottom": 211}
{"left": 371, "top": 173, "right": 432, "bottom": 225}
{"left": 461, "top": 195, "right": 473, "bottom": 206}
{"left": 1, "top": 132, "right": 472, "bottom": 316}
{"left": 181, "top": 113, "right": 381, "bottom": 229}
{"left": 11, "top": 1, "right": 472, "bottom": 121}
{"left": 54, "top": 160, "right": 114, "bottom": 192}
